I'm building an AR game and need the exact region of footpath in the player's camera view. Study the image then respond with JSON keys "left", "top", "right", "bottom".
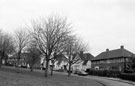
{"left": 84, "top": 75, "right": 135, "bottom": 86}
{"left": 100, "top": 76, "right": 135, "bottom": 85}
{"left": 55, "top": 71, "right": 135, "bottom": 86}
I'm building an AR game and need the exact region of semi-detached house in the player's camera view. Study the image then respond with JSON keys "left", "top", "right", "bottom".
{"left": 91, "top": 46, "right": 135, "bottom": 71}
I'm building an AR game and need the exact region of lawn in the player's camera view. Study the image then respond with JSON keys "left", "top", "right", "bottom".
{"left": 0, "top": 66, "right": 102, "bottom": 86}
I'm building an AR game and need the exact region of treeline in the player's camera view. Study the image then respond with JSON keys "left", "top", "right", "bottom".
{"left": 0, "top": 15, "right": 88, "bottom": 77}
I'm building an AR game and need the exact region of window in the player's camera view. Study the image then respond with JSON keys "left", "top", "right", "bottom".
{"left": 106, "top": 60, "right": 110, "bottom": 63}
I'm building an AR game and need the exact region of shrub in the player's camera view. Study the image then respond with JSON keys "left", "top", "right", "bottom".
{"left": 55, "top": 69, "right": 64, "bottom": 72}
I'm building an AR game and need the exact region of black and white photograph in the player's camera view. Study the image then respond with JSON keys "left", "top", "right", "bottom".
{"left": 0, "top": 0, "right": 135, "bottom": 86}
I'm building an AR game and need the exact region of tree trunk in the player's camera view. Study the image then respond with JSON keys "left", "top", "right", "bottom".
{"left": 50, "top": 67, "right": 53, "bottom": 76}
{"left": 30, "top": 65, "right": 33, "bottom": 72}
{"left": 16, "top": 58, "right": 20, "bottom": 73}
{"left": 0, "top": 52, "right": 5, "bottom": 68}
{"left": 0, "top": 57, "right": 2, "bottom": 68}
{"left": 50, "top": 63, "right": 54, "bottom": 76}
{"left": 68, "top": 62, "right": 71, "bottom": 77}
{"left": 0, "top": 58, "right": 2, "bottom": 68}
{"left": 44, "top": 60, "right": 49, "bottom": 77}
{"left": 5, "top": 56, "right": 8, "bottom": 66}
{"left": 17, "top": 52, "right": 21, "bottom": 73}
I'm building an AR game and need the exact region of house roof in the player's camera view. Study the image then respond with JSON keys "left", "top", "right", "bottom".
{"left": 81, "top": 53, "right": 94, "bottom": 65}
{"left": 55, "top": 54, "right": 68, "bottom": 65}
{"left": 92, "top": 46, "right": 135, "bottom": 61}
{"left": 81, "top": 53, "right": 94, "bottom": 60}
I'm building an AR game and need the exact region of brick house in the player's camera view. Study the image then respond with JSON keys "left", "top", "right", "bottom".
{"left": 91, "top": 46, "right": 135, "bottom": 71}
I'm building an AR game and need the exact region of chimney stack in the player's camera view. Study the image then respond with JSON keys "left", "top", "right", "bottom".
{"left": 106, "top": 49, "right": 109, "bottom": 52}
{"left": 121, "top": 45, "right": 124, "bottom": 49}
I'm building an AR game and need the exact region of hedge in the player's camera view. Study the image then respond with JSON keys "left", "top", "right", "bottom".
{"left": 86, "top": 69, "right": 135, "bottom": 81}
{"left": 86, "top": 69, "right": 121, "bottom": 77}
{"left": 120, "top": 73, "right": 135, "bottom": 81}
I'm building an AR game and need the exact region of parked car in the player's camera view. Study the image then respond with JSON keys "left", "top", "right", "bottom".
{"left": 6, "top": 62, "right": 14, "bottom": 66}
{"left": 77, "top": 70, "right": 88, "bottom": 76}
{"left": 85, "top": 68, "right": 90, "bottom": 73}
{"left": 67, "top": 70, "right": 72, "bottom": 73}
{"left": 21, "top": 65, "right": 27, "bottom": 68}
{"left": 74, "top": 69, "right": 80, "bottom": 74}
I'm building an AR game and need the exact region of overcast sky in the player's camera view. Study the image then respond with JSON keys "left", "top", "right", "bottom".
{"left": 0, "top": 0, "right": 135, "bottom": 56}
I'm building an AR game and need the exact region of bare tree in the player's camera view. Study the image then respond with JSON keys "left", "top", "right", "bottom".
{"left": 31, "top": 16, "right": 71, "bottom": 77}
{"left": 0, "top": 31, "right": 15, "bottom": 67}
{"left": 49, "top": 33, "right": 69, "bottom": 76}
{"left": 50, "top": 52, "right": 65, "bottom": 76}
{"left": 65, "top": 36, "right": 88, "bottom": 77}
{"left": 26, "top": 40, "right": 41, "bottom": 72}
{"left": 14, "top": 29, "right": 30, "bottom": 73}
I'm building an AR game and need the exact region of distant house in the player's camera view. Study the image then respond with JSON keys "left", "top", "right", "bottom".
{"left": 91, "top": 46, "right": 135, "bottom": 71}
{"left": 53, "top": 54, "right": 68, "bottom": 70}
{"left": 7, "top": 53, "right": 28, "bottom": 67}
{"left": 40, "top": 54, "right": 68, "bottom": 71}
{"left": 72, "top": 53, "right": 94, "bottom": 71}
{"left": 40, "top": 52, "right": 94, "bottom": 71}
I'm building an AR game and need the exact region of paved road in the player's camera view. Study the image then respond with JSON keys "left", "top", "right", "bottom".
{"left": 0, "top": 66, "right": 134, "bottom": 86}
